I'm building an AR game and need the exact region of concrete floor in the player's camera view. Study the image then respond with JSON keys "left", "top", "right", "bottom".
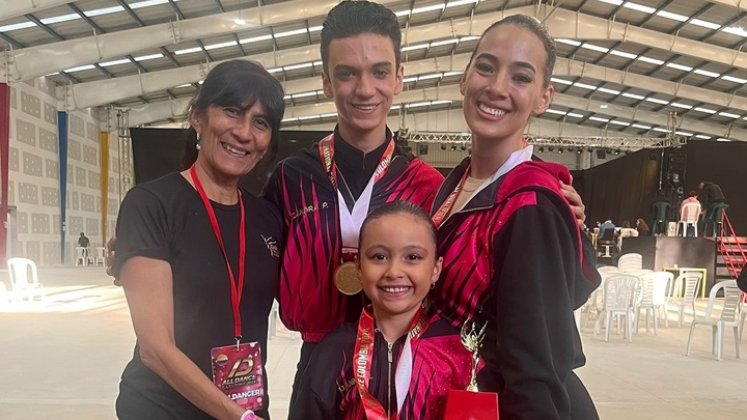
{"left": 1, "top": 268, "right": 745, "bottom": 419}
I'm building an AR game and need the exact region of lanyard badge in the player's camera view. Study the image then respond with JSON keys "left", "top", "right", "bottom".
{"left": 189, "top": 165, "right": 264, "bottom": 410}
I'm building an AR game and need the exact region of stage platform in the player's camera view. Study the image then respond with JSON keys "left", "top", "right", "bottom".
{"left": 620, "top": 236, "right": 716, "bottom": 291}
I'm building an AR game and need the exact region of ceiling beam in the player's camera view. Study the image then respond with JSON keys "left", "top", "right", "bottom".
{"left": 703, "top": 0, "right": 747, "bottom": 13}
{"left": 126, "top": 83, "right": 747, "bottom": 141}
{"left": 1, "top": 0, "right": 402, "bottom": 82}
{"left": 0, "top": 0, "right": 70, "bottom": 21}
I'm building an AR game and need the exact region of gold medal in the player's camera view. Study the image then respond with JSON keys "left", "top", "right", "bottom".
{"left": 335, "top": 262, "right": 362, "bottom": 295}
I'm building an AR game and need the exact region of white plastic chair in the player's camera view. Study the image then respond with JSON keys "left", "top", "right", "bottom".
{"left": 95, "top": 247, "right": 107, "bottom": 266}
{"left": 617, "top": 253, "right": 643, "bottom": 273}
{"left": 686, "top": 280, "right": 742, "bottom": 360}
{"left": 666, "top": 272, "right": 703, "bottom": 327}
{"left": 7, "top": 257, "right": 45, "bottom": 302}
{"left": 595, "top": 274, "right": 639, "bottom": 342}
{"left": 678, "top": 201, "right": 701, "bottom": 237}
{"left": 75, "top": 247, "right": 88, "bottom": 267}
{"left": 635, "top": 271, "right": 673, "bottom": 335}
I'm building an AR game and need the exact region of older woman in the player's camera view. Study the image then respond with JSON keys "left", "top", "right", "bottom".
{"left": 113, "top": 60, "right": 284, "bottom": 420}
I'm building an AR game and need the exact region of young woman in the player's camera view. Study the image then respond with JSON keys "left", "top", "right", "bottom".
{"left": 289, "top": 201, "right": 474, "bottom": 419}
{"left": 113, "top": 60, "right": 284, "bottom": 420}
{"left": 431, "top": 15, "right": 601, "bottom": 419}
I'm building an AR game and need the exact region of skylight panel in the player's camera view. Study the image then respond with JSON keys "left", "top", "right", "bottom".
{"left": 174, "top": 47, "right": 203, "bottom": 55}
{"left": 597, "top": 0, "right": 623, "bottom": 5}
{"left": 693, "top": 69, "right": 720, "bottom": 78}
{"left": 722, "top": 75, "right": 747, "bottom": 84}
{"left": 637, "top": 56, "right": 664, "bottom": 65}
{"left": 670, "top": 102, "right": 692, "bottom": 109}
{"left": 65, "top": 64, "right": 96, "bottom": 72}
{"left": 133, "top": 53, "right": 163, "bottom": 61}
{"left": 690, "top": 19, "right": 720, "bottom": 30}
{"left": 623, "top": 2, "right": 656, "bottom": 14}
{"left": 656, "top": 10, "right": 688, "bottom": 22}
{"left": 645, "top": 97, "right": 669, "bottom": 105}
{"left": 609, "top": 49, "right": 638, "bottom": 59}
{"left": 204, "top": 41, "right": 238, "bottom": 51}
{"left": 598, "top": 87, "right": 621, "bottom": 95}
{"left": 723, "top": 26, "right": 747, "bottom": 38}
{"left": 666, "top": 63, "right": 693, "bottom": 72}
{"left": 574, "top": 82, "right": 598, "bottom": 90}
{"left": 550, "top": 77, "right": 573, "bottom": 85}
{"left": 239, "top": 34, "right": 274, "bottom": 44}
{"left": 556, "top": 39, "right": 582, "bottom": 47}
{"left": 100, "top": 58, "right": 131, "bottom": 67}
{"left": 580, "top": 43, "right": 610, "bottom": 53}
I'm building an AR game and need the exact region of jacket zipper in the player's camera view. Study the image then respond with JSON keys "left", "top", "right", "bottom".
{"left": 387, "top": 341, "right": 394, "bottom": 417}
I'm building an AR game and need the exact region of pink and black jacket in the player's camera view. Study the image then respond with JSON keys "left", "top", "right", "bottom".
{"left": 432, "top": 158, "right": 601, "bottom": 419}
{"left": 265, "top": 131, "right": 444, "bottom": 343}
{"left": 288, "top": 312, "right": 474, "bottom": 419}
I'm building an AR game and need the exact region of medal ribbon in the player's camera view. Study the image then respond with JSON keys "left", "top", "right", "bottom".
{"left": 317, "top": 133, "right": 396, "bottom": 191}
{"left": 318, "top": 133, "right": 397, "bottom": 251}
{"left": 431, "top": 165, "right": 471, "bottom": 229}
{"left": 353, "top": 306, "right": 428, "bottom": 419}
{"left": 190, "top": 165, "right": 247, "bottom": 342}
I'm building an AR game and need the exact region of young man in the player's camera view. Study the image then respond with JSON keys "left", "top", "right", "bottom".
{"left": 264, "top": 0, "right": 444, "bottom": 401}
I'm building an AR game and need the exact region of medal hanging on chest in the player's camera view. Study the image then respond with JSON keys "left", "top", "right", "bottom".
{"left": 189, "top": 165, "right": 265, "bottom": 410}
{"left": 318, "top": 134, "right": 396, "bottom": 295}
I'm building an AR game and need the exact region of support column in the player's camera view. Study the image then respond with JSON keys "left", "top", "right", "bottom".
{"left": 0, "top": 84, "right": 10, "bottom": 267}
{"left": 58, "top": 111, "right": 68, "bottom": 264}
{"left": 99, "top": 131, "right": 109, "bottom": 246}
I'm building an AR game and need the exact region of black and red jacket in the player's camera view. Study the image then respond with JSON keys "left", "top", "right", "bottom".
{"left": 265, "top": 131, "right": 444, "bottom": 343}
{"left": 432, "top": 158, "right": 600, "bottom": 419}
{"left": 288, "top": 312, "right": 474, "bottom": 419}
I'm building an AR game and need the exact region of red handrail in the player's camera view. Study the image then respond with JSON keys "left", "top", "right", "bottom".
{"left": 719, "top": 211, "right": 746, "bottom": 302}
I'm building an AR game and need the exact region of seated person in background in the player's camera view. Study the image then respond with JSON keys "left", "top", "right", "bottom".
{"left": 78, "top": 232, "right": 90, "bottom": 258}
{"left": 680, "top": 191, "right": 701, "bottom": 220}
{"left": 599, "top": 220, "right": 616, "bottom": 239}
{"left": 290, "top": 201, "right": 474, "bottom": 419}
{"left": 617, "top": 220, "right": 639, "bottom": 250}
{"left": 698, "top": 181, "right": 726, "bottom": 220}
{"left": 635, "top": 218, "right": 650, "bottom": 236}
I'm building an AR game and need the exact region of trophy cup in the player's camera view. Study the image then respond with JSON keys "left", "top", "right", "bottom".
{"left": 443, "top": 321, "right": 499, "bottom": 419}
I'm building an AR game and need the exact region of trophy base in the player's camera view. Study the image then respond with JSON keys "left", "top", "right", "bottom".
{"left": 443, "top": 389, "right": 499, "bottom": 420}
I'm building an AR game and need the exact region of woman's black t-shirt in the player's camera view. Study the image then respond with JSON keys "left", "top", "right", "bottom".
{"left": 113, "top": 172, "right": 282, "bottom": 419}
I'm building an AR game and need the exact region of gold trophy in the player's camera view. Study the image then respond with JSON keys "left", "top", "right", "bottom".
{"left": 443, "top": 321, "right": 499, "bottom": 419}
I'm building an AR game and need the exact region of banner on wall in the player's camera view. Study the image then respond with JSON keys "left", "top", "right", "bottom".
{"left": 58, "top": 111, "right": 68, "bottom": 264}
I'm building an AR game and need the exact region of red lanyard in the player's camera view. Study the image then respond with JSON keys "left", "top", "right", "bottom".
{"left": 353, "top": 306, "right": 427, "bottom": 419}
{"left": 189, "top": 165, "right": 247, "bottom": 343}
{"left": 317, "top": 133, "right": 397, "bottom": 191}
{"left": 431, "top": 165, "right": 471, "bottom": 229}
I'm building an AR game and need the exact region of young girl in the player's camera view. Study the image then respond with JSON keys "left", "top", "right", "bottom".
{"left": 289, "top": 201, "right": 474, "bottom": 419}
{"left": 431, "top": 15, "right": 600, "bottom": 419}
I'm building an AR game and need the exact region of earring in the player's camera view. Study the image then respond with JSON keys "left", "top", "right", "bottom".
{"left": 196, "top": 132, "right": 201, "bottom": 150}
{"left": 430, "top": 282, "right": 436, "bottom": 290}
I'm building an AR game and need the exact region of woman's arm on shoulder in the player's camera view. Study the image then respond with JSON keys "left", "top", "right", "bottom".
{"left": 121, "top": 257, "right": 248, "bottom": 420}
